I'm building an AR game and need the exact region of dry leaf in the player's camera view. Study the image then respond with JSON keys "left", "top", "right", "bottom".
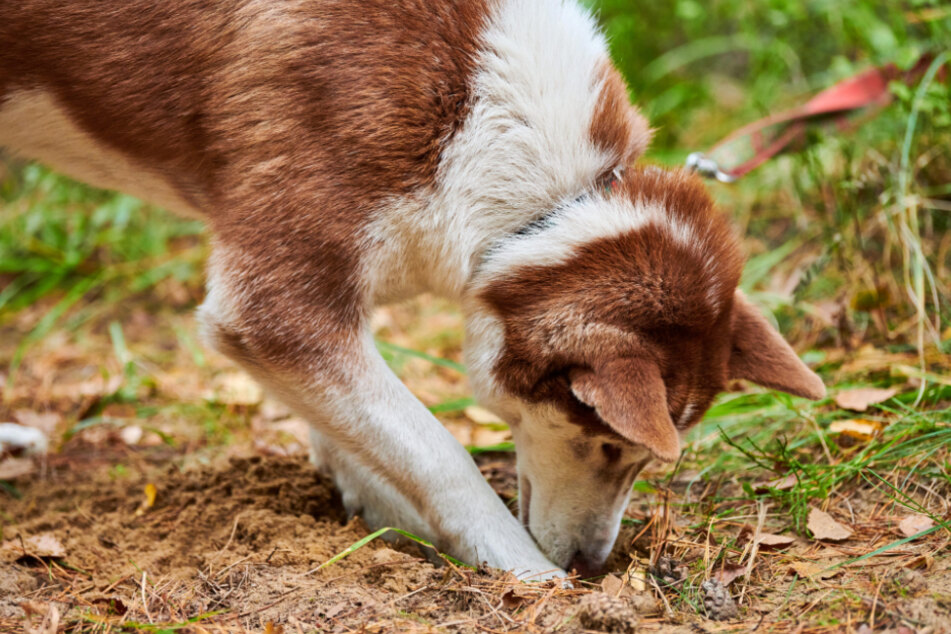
{"left": 0, "top": 457, "right": 35, "bottom": 480}
{"left": 808, "top": 508, "right": 853, "bottom": 541}
{"left": 13, "top": 410, "right": 60, "bottom": 435}
{"left": 787, "top": 561, "right": 841, "bottom": 580}
{"left": 464, "top": 405, "right": 504, "bottom": 425}
{"left": 2, "top": 533, "right": 66, "bottom": 562}
{"left": 828, "top": 419, "right": 882, "bottom": 440}
{"left": 834, "top": 387, "right": 898, "bottom": 412}
{"left": 754, "top": 473, "right": 797, "bottom": 493}
{"left": 898, "top": 514, "right": 934, "bottom": 538}
{"left": 755, "top": 533, "right": 796, "bottom": 549}
{"left": 135, "top": 483, "right": 158, "bottom": 516}
{"left": 601, "top": 573, "right": 625, "bottom": 596}
{"left": 28, "top": 534, "right": 66, "bottom": 558}
{"left": 714, "top": 564, "right": 747, "bottom": 586}
{"left": 21, "top": 601, "right": 59, "bottom": 634}
{"left": 627, "top": 568, "right": 648, "bottom": 592}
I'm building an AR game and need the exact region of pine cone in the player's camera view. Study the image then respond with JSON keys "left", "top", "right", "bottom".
{"left": 577, "top": 593, "right": 639, "bottom": 633}
{"left": 700, "top": 579, "right": 737, "bottom": 621}
{"left": 650, "top": 556, "right": 687, "bottom": 587}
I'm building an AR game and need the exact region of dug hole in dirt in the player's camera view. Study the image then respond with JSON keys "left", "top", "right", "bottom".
{"left": 0, "top": 452, "right": 671, "bottom": 633}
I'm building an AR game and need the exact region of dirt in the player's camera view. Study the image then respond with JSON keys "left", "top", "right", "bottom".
{"left": 2, "top": 445, "right": 949, "bottom": 633}
{"left": 0, "top": 452, "right": 678, "bottom": 633}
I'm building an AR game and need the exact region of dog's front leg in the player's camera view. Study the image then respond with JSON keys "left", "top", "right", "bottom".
{"left": 199, "top": 257, "right": 559, "bottom": 579}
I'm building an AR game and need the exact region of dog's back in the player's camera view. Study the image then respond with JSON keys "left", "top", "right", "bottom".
{"left": 0, "top": 0, "right": 497, "bottom": 221}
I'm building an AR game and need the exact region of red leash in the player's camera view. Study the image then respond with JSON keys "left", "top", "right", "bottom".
{"left": 686, "top": 54, "right": 942, "bottom": 182}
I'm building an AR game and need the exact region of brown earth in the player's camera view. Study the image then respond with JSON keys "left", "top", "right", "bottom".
{"left": 0, "top": 449, "right": 679, "bottom": 633}
{"left": 3, "top": 442, "right": 950, "bottom": 632}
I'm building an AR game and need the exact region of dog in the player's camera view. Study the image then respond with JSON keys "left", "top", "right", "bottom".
{"left": 0, "top": 0, "right": 825, "bottom": 579}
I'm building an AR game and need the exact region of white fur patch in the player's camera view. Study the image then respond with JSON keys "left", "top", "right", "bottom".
{"left": 476, "top": 193, "right": 701, "bottom": 283}
{"left": 0, "top": 90, "right": 201, "bottom": 217}
{"left": 366, "top": 0, "right": 617, "bottom": 302}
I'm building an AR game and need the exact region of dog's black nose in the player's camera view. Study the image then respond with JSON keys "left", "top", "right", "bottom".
{"left": 567, "top": 551, "right": 603, "bottom": 579}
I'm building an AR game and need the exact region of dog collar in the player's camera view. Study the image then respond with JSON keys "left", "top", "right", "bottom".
{"left": 480, "top": 166, "right": 626, "bottom": 272}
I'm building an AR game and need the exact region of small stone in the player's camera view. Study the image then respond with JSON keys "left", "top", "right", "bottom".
{"left": 701, "top": 579, "right": 737, "bottom": 621}
{"left": 577, "top": 593, "right": 639, "bottom": 633}
{"left": 649, "top": 556, "right": 687, "bottom": 587}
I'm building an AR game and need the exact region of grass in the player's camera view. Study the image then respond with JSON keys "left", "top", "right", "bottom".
{"left": 2, "top": 0, "right": 950, "bottom": 630}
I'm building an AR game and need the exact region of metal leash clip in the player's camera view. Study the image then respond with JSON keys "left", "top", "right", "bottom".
{"left": 685, "top": 152, "right": 737, "bottom": 183}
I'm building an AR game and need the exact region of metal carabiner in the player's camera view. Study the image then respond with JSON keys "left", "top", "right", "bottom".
{"left": 685, "top": 152, "right": 737, "bottom": 183}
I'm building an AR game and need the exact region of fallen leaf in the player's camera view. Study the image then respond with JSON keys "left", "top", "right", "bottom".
{"left": 501, "top": 585, "right": 535, "bottom": 609}
{"left": 834, "top": 387, "right": 898, "bottom": 412}
{"left": 787, "top": 561, "right": 841, "bottom": 580}
{"left": 738, "top": 525, "right": 795, "bottom": 549}
{"left": 753, "top": 473, "right": 798, "bottom": 493}
{"left": 28, "top": 534, "right": 66, "bottom": 558}
{"left": 714, "top": 564, "right": 747, "bottom": 586}
{"left": 0, "top": 457, "right": 35, "bottom": 480}
{"left": 135, "top": 483, "right": 158, "bottom": 516}
{"left": 898, "top": 514, "right": 934, "bottom": 538}
{"left": 903, "top": 554, "right": 934, "bottom": 570}
{"left": 755, "top": 533, "right": 796, "bottom": 549}
{"left": 21, "top": 601, "right": 59, "bottom": 634}
{"left": 464, "top": 405, "right": 504, "bottom": 425}
{"left": 1, "top": 533, "right": 66, "bottom": 562}
{"left": 13, "top": 410, "right": 60, "bottom": 435}
{"left": 601, "top": 573, "right": 626, "bottom": 596}
{"left": 808, "top": 508, "right": 853, "bottom": 541}
{"left": 828, "top": 419, "right": 882, "bottom": 440}
{"left": 627, "top": 568, "right": 648, "bottom": 592}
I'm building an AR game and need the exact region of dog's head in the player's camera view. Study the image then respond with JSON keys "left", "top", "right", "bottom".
{"left": 464, "top": 166, "right": 824, "bottom": 575}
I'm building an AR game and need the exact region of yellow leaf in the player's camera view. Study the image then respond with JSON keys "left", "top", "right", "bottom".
{"left": 828, "top": 419, "right": 882, "bottom": 440}
{"left": 144, "top": 483, "right": 157, "bottom": 507}
{"left": 135, "top": 483, "right": 157, "bottom": 516}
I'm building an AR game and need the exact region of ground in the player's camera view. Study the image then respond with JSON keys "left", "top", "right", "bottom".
{"left": 2, "top": 2, "right": 950, "bottom": 631}
{"left": 1, "top": 290, "right": 949, "bottom": 633}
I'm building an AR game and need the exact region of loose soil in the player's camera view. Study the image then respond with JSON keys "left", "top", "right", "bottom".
{"left": 0, "top": 450, "right": 677, "bottom": 633}
{"left": 4, "top": 446, "right": 948, "bottom": 633}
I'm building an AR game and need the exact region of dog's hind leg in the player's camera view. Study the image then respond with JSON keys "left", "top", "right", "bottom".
{"left": 198, "top": 245, "right": 561, "bottom": 579}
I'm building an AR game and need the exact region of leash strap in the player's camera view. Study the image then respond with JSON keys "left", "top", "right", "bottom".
{"left": 686, "top": 54, "right": 939, "bottom": 182}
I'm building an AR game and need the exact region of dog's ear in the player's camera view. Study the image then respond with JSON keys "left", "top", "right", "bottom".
{"left": 569, "top": 359, "right": 680, "bottom": 462}
{"left": 729, "top": 292, "right": 826, "bottom": 400}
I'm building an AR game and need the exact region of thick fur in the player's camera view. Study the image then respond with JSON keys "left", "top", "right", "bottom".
{"left": 0, "top": 0, "right": 823, "bottom": 578}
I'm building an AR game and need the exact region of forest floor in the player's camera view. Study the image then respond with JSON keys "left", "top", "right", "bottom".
{"left": 2, "top": 290, "right": 949, "bottom": 633}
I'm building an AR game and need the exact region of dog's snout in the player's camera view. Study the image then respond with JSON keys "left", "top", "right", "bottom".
{"left": 567, "top": 550, "right": 604, "bottom": 579}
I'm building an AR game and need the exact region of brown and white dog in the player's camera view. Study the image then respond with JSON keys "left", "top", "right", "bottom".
{"left": 0, "top": 0, "right": 825, "bottom": 579}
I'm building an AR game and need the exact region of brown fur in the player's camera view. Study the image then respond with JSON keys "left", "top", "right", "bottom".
{"left": 589, "top": 61, "right": 652, "bottom": 169}
{"left": 481, "top": 168, "right": 745, "bottom": 453}
{"left": 1, "top": 0, "right": 493, "bottom": 372}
